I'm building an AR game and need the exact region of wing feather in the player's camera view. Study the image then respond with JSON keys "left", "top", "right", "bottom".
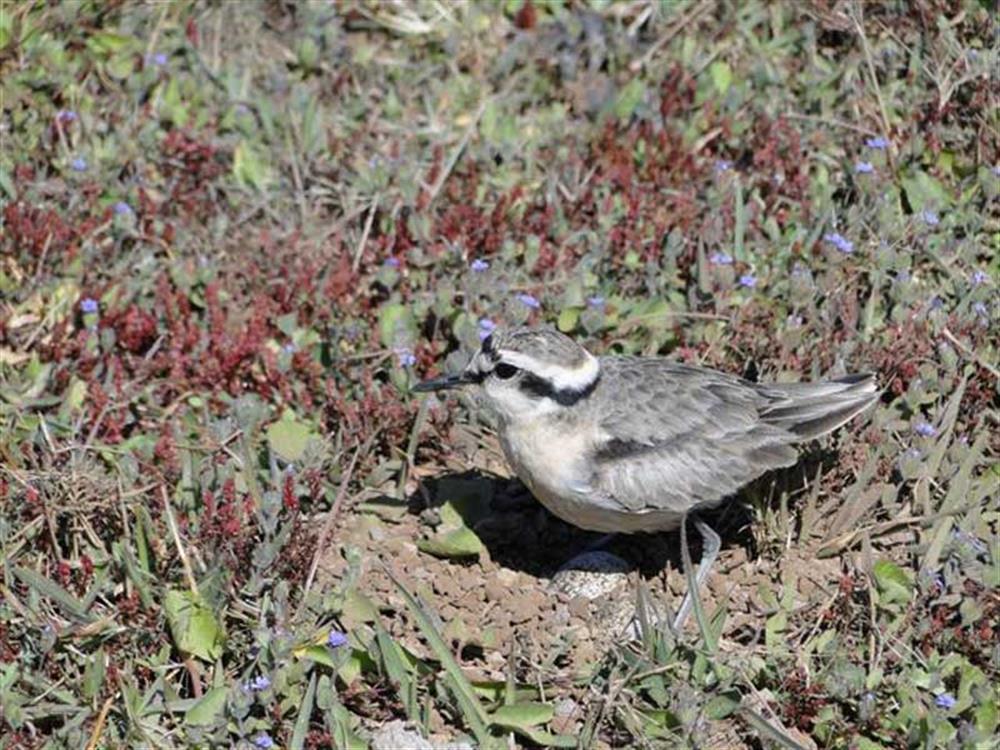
{"left": 589, "top": 359, "right": 799, "bottom": 514}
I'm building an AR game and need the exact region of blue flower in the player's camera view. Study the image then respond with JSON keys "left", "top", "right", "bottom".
{"left": 71, "top": 157, "right": 87, "bottom": 172}
{"left": 715, "top": 159, "right": 733, "bottom": 173}
{"left": 395, "top": 348, "right": 417, "bottom": 367}
{"left": 972, "top": 302, "right": 987, "bottom": 317}
{"left": 152, "top": 52, "right": 168, "bottom": 66}
{"left": 824, "top": 232, "right": 854, "bottom": 254}
{"left": 587, "top": 296, "right": 605, "bottom": 308}
{"left": 477, "top": 318, "right": 497, "bottom": 340}
{"left": 855, "top": 161, "right": 874, "bottom": 174}
{"left": 252, "top": 733, "right": 275, "bottom": 749}
{"left": 383, "top": 257, "right": 400, "bottom": 268}
{"left": 864, "top": 136, "right": 889, "bottom": 149}
{"left": 914, "top": 422, "right": 936, "bottom": 437}
{"left": 80, "top": 298, "right": 99, "bottom": 314}
{"left": 971, "top": 270, "right": 987, "bottom": 285}
{"left": 470, "top": 259, "right": 489, "bottom": 272}
{"left": 934, "top": 693, "right": 956, "bottom": 710}
{"left": 328, "top": 630, "right": 348, "bottom": 648}
{"left": 921, "top": 209, "right": 939, "bottom": 226}
{"left": 56, "top": 110, "right": 77, "bottom": 123}
{"left": 515, "top": 293, "right": 540, "bottom": 309}
{"left": 113, "top": 201, "right": 133, "bottom": 216}
{"left": 738, "top": 274, "right": 757, "bottom": 288}
{"left": 283, "top": 342, "right": 297, "bottom": 354}
{"left": 709, "top": 251, "right": 734, "bottom": 265}
{"left": 243, "top": 675, "right": 271, "bottom": 692}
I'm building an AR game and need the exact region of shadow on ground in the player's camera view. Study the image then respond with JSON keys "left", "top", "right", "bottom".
{"left": 409, "top": 439, "right": 847, "bottom": 579}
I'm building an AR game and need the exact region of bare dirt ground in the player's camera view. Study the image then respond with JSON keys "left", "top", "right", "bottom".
{"left": 319, "top": 415, "right": 875, "bottom": 747}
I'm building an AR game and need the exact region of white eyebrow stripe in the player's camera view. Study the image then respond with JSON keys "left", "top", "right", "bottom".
{"left": 500, "top": 350, "right": 600, "bottom": 392}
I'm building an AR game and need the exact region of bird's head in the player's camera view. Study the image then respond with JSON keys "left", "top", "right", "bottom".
{"left": 412, "top": 328, "right": 601, "bottom": 422}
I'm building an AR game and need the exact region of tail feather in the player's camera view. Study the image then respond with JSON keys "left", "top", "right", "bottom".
{"left": 758, "top": 373, "right": 878, "bottom": 441}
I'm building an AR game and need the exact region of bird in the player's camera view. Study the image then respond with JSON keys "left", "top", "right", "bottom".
{"left": 413, "top": 327, "right": 878, "bottom": 629}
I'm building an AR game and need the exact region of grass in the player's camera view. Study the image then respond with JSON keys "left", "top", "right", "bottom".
{"left": 1, "top": 1, "right": 997, "bottom": 748}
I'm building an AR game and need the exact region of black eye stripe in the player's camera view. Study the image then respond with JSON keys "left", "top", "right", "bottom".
{"left": 494, "top": 362, "right": 519, "bottom": 379}
{"left": 518, "top": 371, "right": 601, "bottom": 405}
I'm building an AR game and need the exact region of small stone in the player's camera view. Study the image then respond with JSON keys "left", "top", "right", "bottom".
{"left": 568, "top": 596, "right": 590, "bottom": 618}
{"left": 370, "top": 720, "right": 433, "bottom": 750}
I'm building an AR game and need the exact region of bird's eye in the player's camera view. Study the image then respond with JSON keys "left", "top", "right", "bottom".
{"left": 494, "top": 362, "right": 519, "bottom": 380}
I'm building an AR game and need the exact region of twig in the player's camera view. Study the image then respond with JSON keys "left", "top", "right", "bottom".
{"left": 423, "top": 99, "right": 488, "bottom": 209}
{"left": 849, "top": 1, "right": 895, "bottom": 170}
{"left": 160, "top": 485, "right": 199, "bottom": 597}
{"left": 84, "top": 695, "right": 116, "bottom": 750}
{"left": 942, "top": 327, "right": 999, "bottom": 380}
{"left": 629, "top": 0, "right": 715, "bottom": 73}
{"left": 351, "top": 195, "right": 379, "bottom": 273}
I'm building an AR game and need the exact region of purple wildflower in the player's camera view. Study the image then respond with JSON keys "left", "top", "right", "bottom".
{"left": 282, "top": 342, "right": 297, "bottom": 354}
{"left": 921, "top": 210, "right": 939, "bottom": 226}
{"left": 914, "top": 422, "right": 936, "bottom": 437}
{"left": 56, "top": 110, "right": 77, "bottom": 124}
{"left": 709, "top": 251, "right": 734, "bottom": 265}
{"left": 477, "top": 318, "right": 496, "bottom": 340}
{"left": 113, "top": 201, "right": 133, "bottom": 216}
{"left": 934, "top": 693, "right": 956, "bottom": 710}
{"left": 864, "top": 136, "right": 889, "bottom": 149}
{"left": 243, "top": 675, "right": 271, "bottom": 692}
{"left": 515, "top": 292, "right": 540, "bottom": 309}
{"left": 715, "top": 159, "right": 733, "bottom": 173}
{"left": 470, "top": 259, "right": 489, "bottom": 272}
{"left": 971, "top": 270, "right": 987, "bottom": 285}
{"left": 252, "top": 733, "right": 275, "bottom": 749}
{"left": 80, "top": 298, "right": 99, "bottom": 314}
{"left": 738, "top": 274, "right": 757, "bottom": 288}
{"left": 587, "top": 296, "right": 605, "bottom": 308}
{"left": 152, "top": 52, "right": 168, "bottom": 66}
{"left": 824, "top": 232, "right": 854, "bottom": 254}
{"left": 71, "top": 157, "right": 87, "bottom": 172}
{"left": 395, "top": 348, "right": 417, "bottom": 367}
{"left": 328, "top": 630, "right": 348, "bottom": 648}
{"left": 855, "top": 161, "right": 874, "bottom": 174}
{"left": 993, "top": 165, "right": 1000, "bottom": 177}
{"left": 383, "top": 257, "right": 400, "bottom": 268}
{"left": 972, "top": 302, "right": 987, "bottom": 317}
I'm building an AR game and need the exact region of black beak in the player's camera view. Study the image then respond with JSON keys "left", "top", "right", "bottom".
{"left": 411, "top": 373, "right": 470, "bottom": 393}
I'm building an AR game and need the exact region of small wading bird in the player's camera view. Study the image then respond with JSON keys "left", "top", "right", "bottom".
{"left": 413, "top": 328, "right": 878, "bottom": 629}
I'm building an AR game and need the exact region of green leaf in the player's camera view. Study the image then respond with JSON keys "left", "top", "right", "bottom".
{"left": 491, "top": 702, "right": 554, "bottom": 728}
{"left": 385, "top": 569, "right": 491, "bottom": 743}
{"left": 184, "top": 687, "right": 228, "bottom": 726}
{"left": 901, "top": 169, "right": 951, "bottom": 212}
{"left": 418, "top": 525, "right": 484, "bottom": 559}
{"left": 557, "top": 307, "right": 580, "bottom": 333}
{"left": 87, "top": 31, "right": 133, "bottom": 54}
{"left": 613, "top": 78, "right": 645, "bottom": 119}
{"left": 266, "top": 412, "right": 316, "bottom": 462}
{"left": 233, "top": 142, "right": 272, "bottom": 190}
{"left": 13, "top": 566, "right": 91, "bottom": 622}
{"left": 290, "top": 673, "right": 317, "bottom": 750}
{"left": 872, "top": 560, "right": 913, "bottom": 605}
{"left": 164, "top": 589, "right": 223, "bottom": 661}
{"left": 377, "top": 303, "right": 416, "bottom": 349}
{"left": 82, "top": 648, "right": 107, "bottom": 701}
{"left": 704, "top": 691, "right": 741, "bottom": 720}
{"left": 709, "top": 61, "right": 733, "bottom": 95}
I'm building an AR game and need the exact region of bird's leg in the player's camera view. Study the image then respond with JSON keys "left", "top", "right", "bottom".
{"left": 671, "top": 516, "right": 721, "bottom": 632}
